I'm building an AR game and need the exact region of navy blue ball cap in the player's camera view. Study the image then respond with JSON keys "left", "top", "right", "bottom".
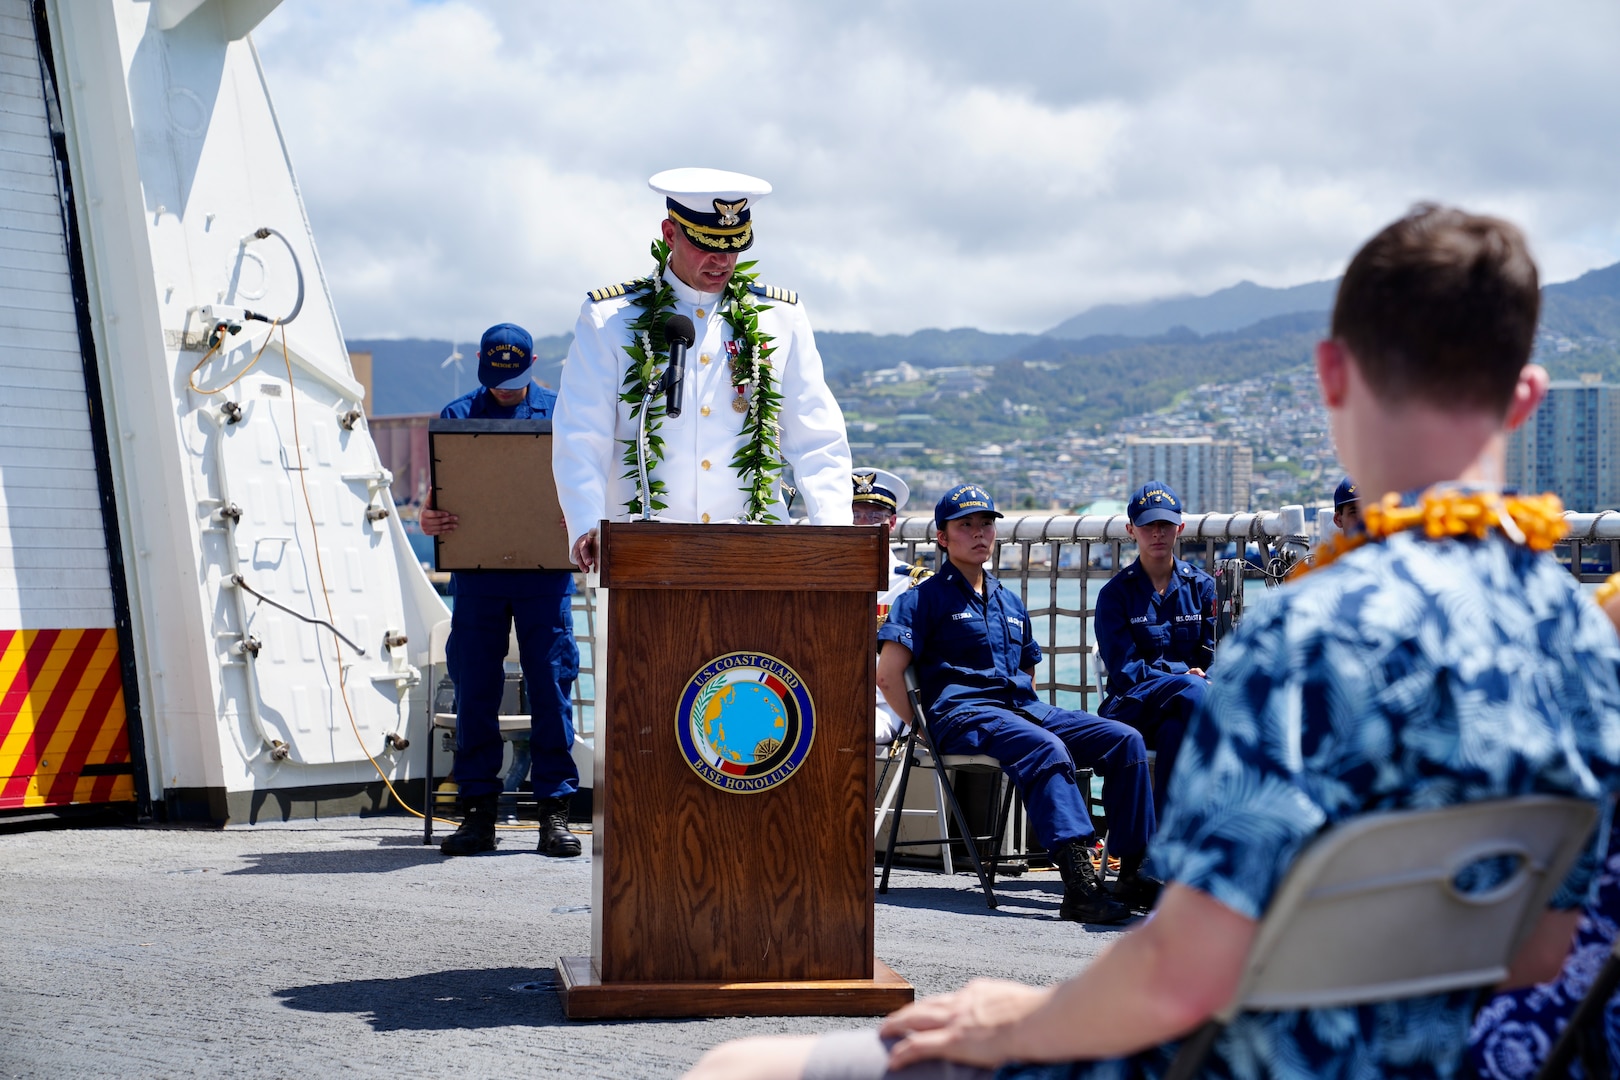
{"left": 1334, "top": 476, "right": 1359, "bottom": 508}
{"left": 934, "top": 484, "right": 1003, "bottom": 528}
{"left": 1128, "top": 481, "right": 1183, "bottom": 526}
{"left": 477, "top": 323, "right": 534, "bottom": 390}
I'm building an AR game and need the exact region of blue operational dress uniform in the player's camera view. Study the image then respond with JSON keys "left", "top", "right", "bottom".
{"left": 998, "top": 514, "right": 1620, "bottom": 1080}
{"left": 1094, "top": 481, "right": 1215, "bottom": 816}
{"left": 880, "top": 559, "right": 1155, "bottom": 865}
{"left": 1094, "top": 556, "right": 1215, "bottom": 815}
{"left": 441, "top": 383, "right": 580, "bottom": 807}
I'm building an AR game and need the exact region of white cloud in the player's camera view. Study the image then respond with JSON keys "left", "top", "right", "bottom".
{"left": 253, "top": 0, "right": 1620, "bottom": 338}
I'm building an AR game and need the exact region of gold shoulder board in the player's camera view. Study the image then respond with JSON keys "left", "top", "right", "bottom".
{"left": 586, "top": 281, "right": 637, "bottom": 302}
{"left": 747, "top": 283, "right": 799, "bottom": 305}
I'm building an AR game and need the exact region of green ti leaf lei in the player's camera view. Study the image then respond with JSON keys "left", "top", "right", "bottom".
{"left": 618, "top": 240, "right": 786, "bottom": 524}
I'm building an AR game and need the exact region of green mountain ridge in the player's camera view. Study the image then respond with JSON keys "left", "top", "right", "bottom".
{"left": 1044, "top": 277, "right": 1340, "bottom": 338}
{"left": 352, "top": 261, "right": 1620, "bottom": 427}
{"left": 837, "top": 312, "right": 1328, "bottom": 450}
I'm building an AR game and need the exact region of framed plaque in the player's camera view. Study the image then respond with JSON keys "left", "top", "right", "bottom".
{"left": 427, "top": 418, "right": 573, "bottom": 571}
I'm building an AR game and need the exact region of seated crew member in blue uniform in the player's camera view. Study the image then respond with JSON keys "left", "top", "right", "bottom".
{"left": 876, "top": 484, "right": 1158, "bottom": 924}
{"left": 419, "top": 323, "right": 581, "bottom": 858}
{"left": 1332, "top": 475, "right": 1360, "bottom": 533}
{"left": 1094, "top": 481, "right": 1215, "bottom": 816}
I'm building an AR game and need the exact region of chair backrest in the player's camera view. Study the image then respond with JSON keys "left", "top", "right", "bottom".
{"left": 901, "top": 665, "right": 931, "bottom": 735}
{"left": 1221, "top": 795, "right": 1598, "bottom": 1017}
{"left": 428, "top": 617, "right": 452, "bottom": 666}
{"left": 426, "top": 617, "right": 455, "bottom": 725}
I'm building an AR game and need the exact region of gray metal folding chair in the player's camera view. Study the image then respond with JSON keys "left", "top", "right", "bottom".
{"left": 876, "top": 667, "right": 1019, "bottom": 908}
{"left": 1164, "top": 796, "right": 1599, "bottom": 1080}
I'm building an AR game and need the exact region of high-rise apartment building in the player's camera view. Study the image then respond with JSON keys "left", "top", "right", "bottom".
{"left": 1124, "top": 437, "right": 1253, "bottom": 513}
{"left": 1506, "top": 375, "right": 1620, "bottom": 512}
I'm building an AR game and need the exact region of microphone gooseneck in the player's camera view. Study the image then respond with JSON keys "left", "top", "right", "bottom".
{"left": 663, "top": 314, "right": 696, "bottom": 419}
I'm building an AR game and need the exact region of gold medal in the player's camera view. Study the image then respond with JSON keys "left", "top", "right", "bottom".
{"left": 732, "top": 394, "right": 749, "bottom": 413}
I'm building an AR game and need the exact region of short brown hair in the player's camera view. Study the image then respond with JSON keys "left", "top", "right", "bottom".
{"left": 1331, "top": 204, "right": 1540, "bottom": 413}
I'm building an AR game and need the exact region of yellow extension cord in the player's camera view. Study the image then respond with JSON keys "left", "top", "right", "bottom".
{"left": 276, "top": 324, "right": 549, "bottom": 833}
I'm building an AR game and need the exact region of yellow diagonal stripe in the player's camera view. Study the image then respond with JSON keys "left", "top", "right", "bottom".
{"left": 35, "top": 633, "right": 116, "bottom": 778}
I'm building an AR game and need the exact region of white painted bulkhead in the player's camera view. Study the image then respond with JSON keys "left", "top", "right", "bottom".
{"left": 39, "top": 0, "right": 449, "bottom": 817}
{"left": 0, "top": 2, "right": 116, "bottom": 634}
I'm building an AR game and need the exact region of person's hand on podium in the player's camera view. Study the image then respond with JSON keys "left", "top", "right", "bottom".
{"left": 571, "top": 527, "right": 598, "bottom": 573}
{"left": 419, "top": 492, "right": 458, "bottom": 537}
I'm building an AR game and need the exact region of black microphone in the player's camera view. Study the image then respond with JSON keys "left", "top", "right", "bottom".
{"left": 662, "top": 314, "right": 696, "bottom": 418}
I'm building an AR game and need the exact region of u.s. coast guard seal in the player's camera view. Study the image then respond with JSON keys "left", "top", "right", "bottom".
{"left": 675, "top": 651, "right": 815, "bottom": 793}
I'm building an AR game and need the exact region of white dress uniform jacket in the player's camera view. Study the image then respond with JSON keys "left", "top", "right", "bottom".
{"left": 553, "top": 270, "right": 853, "bottom": 551}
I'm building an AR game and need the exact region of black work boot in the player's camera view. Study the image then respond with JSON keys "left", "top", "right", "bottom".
{"left": 440, "top": 794, "right": 498, "bottom": 856}
{"left": 537, "top": 796, "right": 582, "bottom": 858}
{"left": 1053, "top": 840, "right": 1132, "bottom": 925}
{"left": 1113, "top": 852, "right": 1164, "bottom": 913}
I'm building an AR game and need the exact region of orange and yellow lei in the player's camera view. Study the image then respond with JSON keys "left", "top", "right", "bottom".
{"left": 1291, "top": 488, "right": 1568, "bottom": 580}
{"left": 1597, "top": 573, "right": 1620, "bottom": 608}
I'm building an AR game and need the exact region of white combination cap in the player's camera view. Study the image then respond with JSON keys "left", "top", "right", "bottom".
{"left": 852, "top": 468, "right": 910, "bottom": 514}
{"left": 649, "top": 168, "right": 772, "bottom": 252}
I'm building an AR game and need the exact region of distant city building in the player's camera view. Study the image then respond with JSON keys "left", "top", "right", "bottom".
{"left": 368, "top": 413, "right": 433, "bottom": 508}
{"left": 1124, "top": 436, "right": 1253, "bottom": 513}
{"left": 1507, "top": 374, "right": 1620, "bottom": 512}
{"left": 348, "top": 350, "right": 373, "bottom": 416}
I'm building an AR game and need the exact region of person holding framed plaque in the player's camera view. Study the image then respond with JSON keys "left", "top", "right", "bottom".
{"left": 420, "top": 323, "right": 582, "bottom": 858}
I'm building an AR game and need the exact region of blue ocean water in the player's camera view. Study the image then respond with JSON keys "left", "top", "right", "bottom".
{"left": 568, "top": 576, "right": 1284, "bottom": 734}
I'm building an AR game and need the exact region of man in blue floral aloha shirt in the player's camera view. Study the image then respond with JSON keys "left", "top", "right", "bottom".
{"left": 685, "top": 207, "right": 1620, "bottom": 1080}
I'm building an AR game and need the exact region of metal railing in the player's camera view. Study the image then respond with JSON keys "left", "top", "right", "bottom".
{"left": 891, "top": 510, "right": 1620, "bottom": 713}
{"left": 565, "top": 509, "right": 1620, "bottom": 725}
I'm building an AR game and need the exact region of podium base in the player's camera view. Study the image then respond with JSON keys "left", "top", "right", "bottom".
{"left": 556, "top": 956, "right": 915, "bottom": 1019}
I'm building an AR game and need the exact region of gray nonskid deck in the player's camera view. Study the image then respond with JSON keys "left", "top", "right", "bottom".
{"left": 0, "top": 818, "right": 1125, "bottom": 1079}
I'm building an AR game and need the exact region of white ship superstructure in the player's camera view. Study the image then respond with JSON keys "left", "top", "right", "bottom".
{"left": 0, "top": 0, "right": 448, "bottom": 822}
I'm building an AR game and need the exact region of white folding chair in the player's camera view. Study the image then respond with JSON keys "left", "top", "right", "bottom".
{"left": 1163, "top": 796, "right": 1599, "bottom": 1080}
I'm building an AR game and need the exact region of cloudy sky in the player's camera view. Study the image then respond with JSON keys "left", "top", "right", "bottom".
{"left": 253, "top": 1, "right": 1620, "bottom": 341}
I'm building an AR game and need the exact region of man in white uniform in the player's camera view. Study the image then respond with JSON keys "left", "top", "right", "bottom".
{"left": 554, "top": 168, "right": 853, "bottom": 570}
{"left": 855, "top": 467, "right": 926, "bottom": 744}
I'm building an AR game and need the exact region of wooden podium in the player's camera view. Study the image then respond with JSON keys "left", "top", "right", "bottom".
{"left": 557, "top": 522, "right": 916, "bottom": 1019}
